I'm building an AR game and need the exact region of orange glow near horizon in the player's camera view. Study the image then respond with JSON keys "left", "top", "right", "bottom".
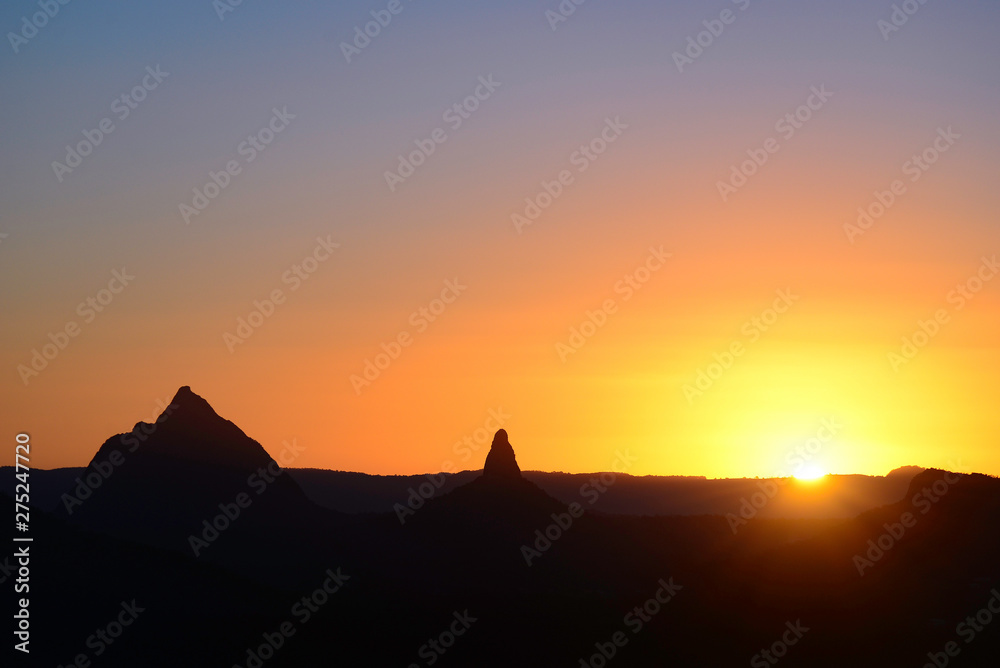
{"left": 1, "top": 5, "right": 998, "bottom": 479}
{"left": 5, "top": 245, "right": 998, "bottom": 479}
{"left": 3, "top": 194, "right": 1000, "bottom": 478}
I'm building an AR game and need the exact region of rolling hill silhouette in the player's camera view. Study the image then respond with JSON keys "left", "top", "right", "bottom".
{"left": 17, "top": 466, "right": 918, "bottom": 519}
{"left": 9, "top": 386, "right": 1000, "bottom": 666}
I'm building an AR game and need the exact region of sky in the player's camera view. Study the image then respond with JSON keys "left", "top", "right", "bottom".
{"left": 1, "top": 0, "right": 998, "bottom": 478}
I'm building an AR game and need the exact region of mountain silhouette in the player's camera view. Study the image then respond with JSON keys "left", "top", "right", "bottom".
{"left": 403, "top": 429, "right": 565, "bottom": 539}
{"left": 483, "top": 428, "right": 521, "bottom": 479}
{"left": 92, "top": 385, "right": 279, "bottom": 469}
{"left": 60, "top": 386, "right": 337, "bottom": 585}
{"left": 12, "top": 386, "right": 999, "bottom": 666}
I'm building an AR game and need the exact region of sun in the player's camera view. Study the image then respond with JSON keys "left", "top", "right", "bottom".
{"left": 793, "top": 464, "right": 827, "bottom": 481}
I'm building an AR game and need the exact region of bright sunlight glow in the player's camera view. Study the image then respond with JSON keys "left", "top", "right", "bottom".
{"left": 794, "top": 464, "right": 828, "bottom": 481}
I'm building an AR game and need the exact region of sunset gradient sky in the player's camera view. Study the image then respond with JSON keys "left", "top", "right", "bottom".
{"left": 2, "top": 0, "right": 998, "bottom": 478}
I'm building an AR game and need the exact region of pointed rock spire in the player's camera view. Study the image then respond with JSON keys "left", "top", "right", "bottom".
{"left": 167, "top": 385, "right": 220, "bottom": 422}
{"left": 483, "top": 429, "right": 521, "bottom": 480}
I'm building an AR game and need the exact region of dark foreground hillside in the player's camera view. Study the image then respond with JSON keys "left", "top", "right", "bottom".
{"left": 10, "top": 387, "right": 1000, "bottom": 667}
